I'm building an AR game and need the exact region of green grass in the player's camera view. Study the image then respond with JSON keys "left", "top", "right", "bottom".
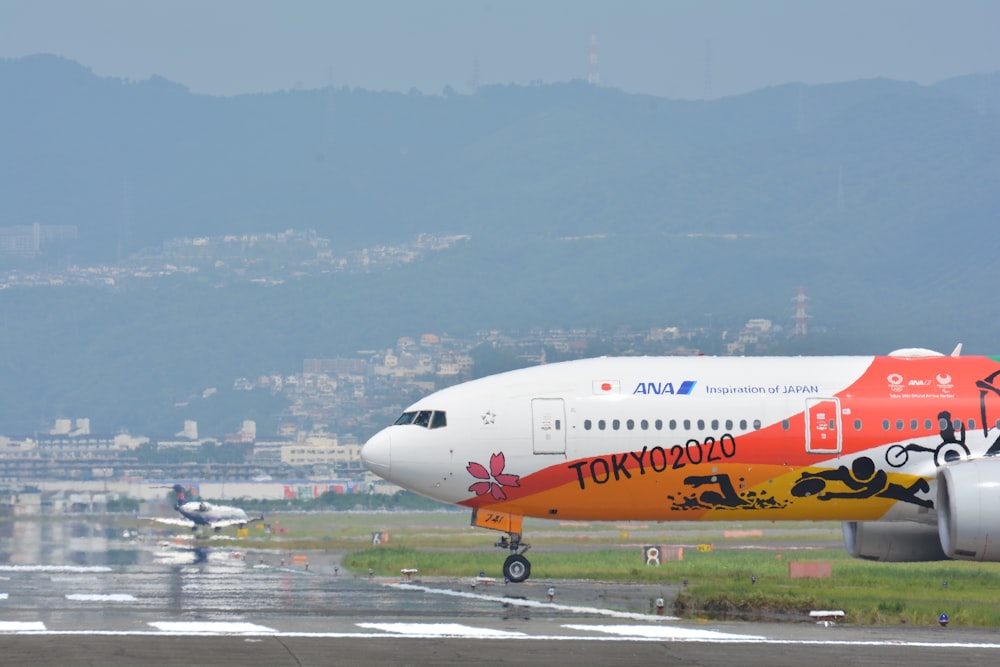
{"left": 342, "top": 543, "right": 1000, "bottom": 625}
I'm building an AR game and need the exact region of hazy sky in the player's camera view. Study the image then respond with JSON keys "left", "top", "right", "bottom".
{"left": 2, "top": 0, "right": 998, "bottom": 99}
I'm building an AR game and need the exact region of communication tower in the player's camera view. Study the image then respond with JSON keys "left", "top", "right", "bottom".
{"left": 469, "top": 56, "right": 480, "bottom": 92}
{"left": 119, "top": 177, "right": 131, "bottom": 262}
{"left": 702, "top": 38, "right": 713, "bottom": 99}
{"left": 792, "top": 286, "right": 809, "bottom": 338}
{"left": 588, "top": 30, "right": 600, "bottom": 86}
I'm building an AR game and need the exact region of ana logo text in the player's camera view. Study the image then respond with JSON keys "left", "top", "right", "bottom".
{"left": 632, "top": 380, "right": 697, "bottom": 396}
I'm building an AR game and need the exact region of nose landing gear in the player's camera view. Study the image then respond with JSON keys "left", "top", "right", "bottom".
{"left": 472, "top": 509, "right": 532, "bottom": 582}
{"left": 496, "top": 533, "right": 532, "bottom": 583}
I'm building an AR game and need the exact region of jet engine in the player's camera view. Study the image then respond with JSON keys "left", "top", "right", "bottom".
{"left": 937, "top": 459, "right": 1000, "bottom": 561}
{"left": 842, "top": 520, "right": 946, "bottom": 562}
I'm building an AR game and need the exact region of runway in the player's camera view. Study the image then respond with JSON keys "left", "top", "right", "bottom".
{"left": 2, "top": 520, "right": 1000, "bottom": 665}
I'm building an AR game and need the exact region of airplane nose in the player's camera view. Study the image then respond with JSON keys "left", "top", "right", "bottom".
{"left": 361, "top": 429, "right": 391, "bottom": 478}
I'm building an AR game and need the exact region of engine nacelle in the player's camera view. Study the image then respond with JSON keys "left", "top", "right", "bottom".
{"left": 938, "top": 459, "right": 1000, "bottom": 561}
{"left": 842, "top": 520, "right": 946, "bottom": 562}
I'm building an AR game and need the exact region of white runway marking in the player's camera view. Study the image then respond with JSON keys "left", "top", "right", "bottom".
{"left": 0, "top": 565, "right": 112, "bottom": 573}
{"left": 0, "top": 621, "right": 46, "bottom": 631}
{"left": 563, "top": 623, "right": 764, "bottom": 641}
{"left": 358, "top": 622, "right": 527, "bottom": 637}
{"left": 0, "top": 623, "right": 997, "bottom": 648}
{"left": 149, "top": 622, "right": 277, "bottom": 634}
{"left": 389, "top": 582, "right": 679, "bottom": 622}
{"left": 66, "top": 594, "right": 137, "bottom": 602}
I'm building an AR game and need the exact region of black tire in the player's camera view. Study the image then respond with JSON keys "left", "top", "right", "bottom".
{"left": 503, "top": 554, "right": 531, "bottom": 583}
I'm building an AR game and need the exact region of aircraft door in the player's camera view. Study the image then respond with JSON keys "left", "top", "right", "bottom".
{"left": 805, "top": 397, "right": 841, "bottom": 454}
{"left": 532, "top": 398, "right": 566, "bottom": 454}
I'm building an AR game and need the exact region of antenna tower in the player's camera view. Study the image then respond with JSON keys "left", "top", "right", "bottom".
{"left": 588, "top": 30, "right": 600, "bottom": 86}
{"left": 469, "top": 56, "right": 480, "bottom": 92}
{"left": 702, "top": 38, "right": 713, "bottom": 99}
{"left": 792, "top": 286, "right": 809, "bottom": 338}
{"left": 119, "top": 177, "right": 130, "bottom": 263}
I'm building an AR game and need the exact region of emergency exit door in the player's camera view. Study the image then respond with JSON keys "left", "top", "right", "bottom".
{"left": 805, "top": 397, "right": 841, "bottom": 454}
{"left": 532, "top": 398, "right": 566, "bottom": 454}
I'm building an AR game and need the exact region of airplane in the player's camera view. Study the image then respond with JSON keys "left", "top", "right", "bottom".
{"left": 361, "top": 346, "right": 1000, "bottom": 583}
{"left": 144, "top": 484, "right": 263, "bottom": 534}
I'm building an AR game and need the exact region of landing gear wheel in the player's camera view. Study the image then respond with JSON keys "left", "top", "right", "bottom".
{"left": 503, "top": 554, "right": 531, "bottom": 583}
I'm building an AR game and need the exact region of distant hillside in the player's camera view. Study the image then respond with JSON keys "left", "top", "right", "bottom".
{"left": 1, "top": 55, "right": 1000, "bottom": 435}
{"left": 3, "top": 55, "right": 999, "bottom": 257}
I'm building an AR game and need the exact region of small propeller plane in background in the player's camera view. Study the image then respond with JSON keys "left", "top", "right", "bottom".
{"left": 145, "top": 484, "right": 263, "bottom": 534}
{"left": 361, "top": 346, "right": 1000, "bottom": 583}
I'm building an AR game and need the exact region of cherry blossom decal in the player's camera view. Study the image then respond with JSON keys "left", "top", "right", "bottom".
{"left": 467, "top": 452, "right": 520, "bottom": 501}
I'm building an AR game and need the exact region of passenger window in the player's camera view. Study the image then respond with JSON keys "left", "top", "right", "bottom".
{"left": 655, "top": 419, "right": 663, "bottom": 430}
{"left": 626, "top": 419, "right": 634, "bottom": 430}
{"left": 853, "top": 419, "right": 862, "bottom": 430}
{"left": 752, "top": 419, "right": 762, "bottom": 430}
{"left": 953, "top": 419, "right": 962, "bottom": 431}
{"left": 968, "top": 418, "right": 976, "bottom": 430}
{"left": 697, "top": 419, "right": 705, "bottom": 430}
{"left": 782, "top": 420, "right": 790, "bottom": 430}
{"left": 669, "top": 419, "right": 677, "bottom": 430}
{"left": 612, "top": 419, "right": 621, "bottom": 430}
{"left": 584, "top": 420, "right": 592, "bottom": 430}
{"left": 431, "top": 411, "right": 447, "bottom": 429}
{"left": 924, "top": 419, "right": 933, "bottom": 430}
{"left": 640, "top": 419, "right": 649, "bottom": 430}
{"left": 740, "top": 419, "right": 748, "bottom": 430}
{"left": 555, "top": 419, "right": 561, "bottom": 430}
{"left": 598, "top": 420, "right": 606, "bottom": 430}
{"left": 939, "top": 417, "right": 949, "bottom": 430}
{"left": 683, "top": 419, "right": 691, "bottom": 430}
{"left": 895, "top": 420, "right": 903, "bottom": 431}
{"left": 882, "top": 420, "right": 890, "bottom": 431}
{"left": 724, "top": 419, "right": 733, "bottom": 430}
{"left": 711, "top": 419, "right": 719, "bottom": 430}
{"left": 909, "top": 419, "right": 917, "bottom": 430}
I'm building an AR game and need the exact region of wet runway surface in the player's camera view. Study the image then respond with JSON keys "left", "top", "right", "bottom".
{"left": 3, "top": 519, "right": 1000, "bottom": 665}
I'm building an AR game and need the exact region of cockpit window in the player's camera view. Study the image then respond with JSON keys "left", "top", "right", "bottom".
{"left": 394, "top": 412, "right": 417, "bottom": 425}
{"left": 394, "top": 410, "right": 447, "bottom": 429}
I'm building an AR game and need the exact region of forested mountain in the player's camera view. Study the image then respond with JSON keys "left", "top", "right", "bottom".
{"left": 1, "top": 55, "right": 999, "bottom": 435}
{"left": 4, "top": 55, "right": 999, "bottom": 257}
